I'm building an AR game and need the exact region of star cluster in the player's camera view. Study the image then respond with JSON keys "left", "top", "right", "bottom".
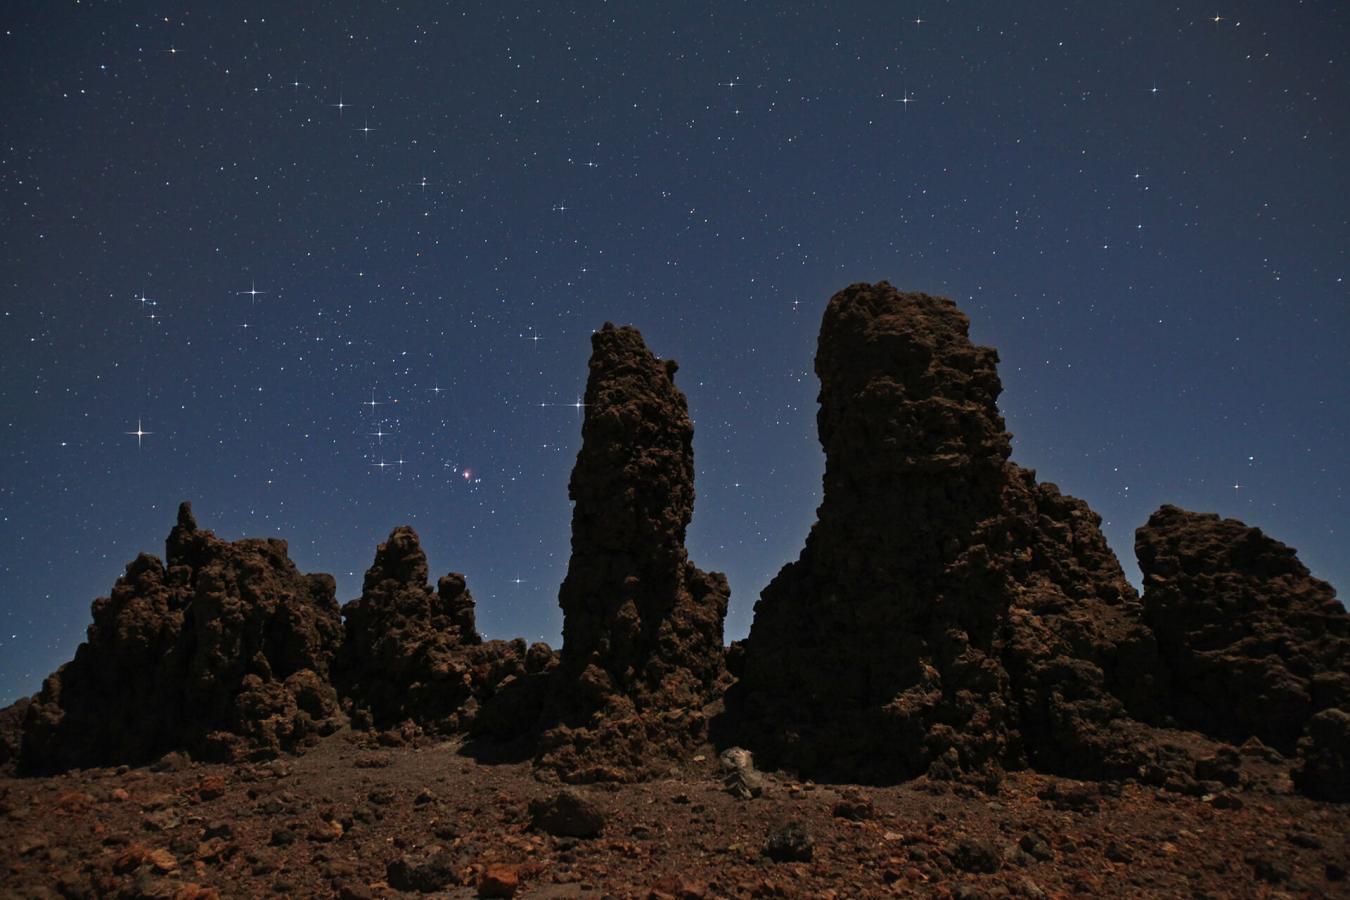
{"left": 2, "top": 4, "right": 1346, "bottom": 704}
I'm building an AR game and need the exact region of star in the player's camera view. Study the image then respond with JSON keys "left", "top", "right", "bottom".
{"left": 371, "top": 459, "right": 393, "bottom": 471}
{"left": 330, "top": 94, "right": 350, "bottom": 115}
{"left": 370, "top": 426, "right": 388, "bottom": 444}
{"left": 363, "top": 389, "right": 383, "bottom": 411}
{"left": 893, "top": 91, "right": 915, "bottom": 109}
{"left": 125, "top": 418, "right": 152, "bottom": 449}
{"left": 427, "top": 384, "right": 445, "bottom": 397}
{"left": 357, "top": 119, "right": 376, "bottom": 139}
{"left": 237, "top": 280, "right": 266, "bottom": 302}
{"left": 551, "top": 202, "right": 569, "bottom": 212}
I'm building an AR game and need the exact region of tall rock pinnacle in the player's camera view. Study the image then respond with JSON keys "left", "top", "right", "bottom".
{"left": 538, "top": 323, "right": 729, "bottom": 782}
{"left": 729, "top": 283, "right": 1165, "bottom": 787}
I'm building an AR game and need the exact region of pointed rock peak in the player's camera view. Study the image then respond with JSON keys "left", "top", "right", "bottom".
{"left": 166, "top": 500, "right": 208, "bottom": 567}
{"left": 539, "top": 316, "right": 728, "bottom": 780}
{"left": 364, "top": 525, "right": 429, "bottom": 592}
{"left": 176, "top": 501, "right": 197, "bottom": 532}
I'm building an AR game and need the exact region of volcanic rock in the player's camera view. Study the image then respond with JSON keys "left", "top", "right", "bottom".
{"left": 335, "top": 525, "right": 546, "bottom": 736}
{"left": 13, "top": 503, "right": 345, "bottom": 772}
{"left": 1135, "top": 504, "right": 1348, "bottom": 753}
{"left": 535, "top": 323, "right": 729, "bottom": 782}
{"left": 728, "top": 282, "right": 1167, "bottom": 787}
{"left": 528, "top": 789, "right": 606, "bottom": 838}
{"left": 1292, "top": 708, "right": 1350, "bottom": 801}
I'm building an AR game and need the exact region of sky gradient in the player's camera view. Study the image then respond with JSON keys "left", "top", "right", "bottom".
{"left": 2, "top": 2, "right": 1346, "bottom": 705}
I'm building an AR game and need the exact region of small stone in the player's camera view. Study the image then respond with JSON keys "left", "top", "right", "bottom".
{"left": 1019, "top": 831, "right": 1053, "bottom": 862}
{"left": 529, "top": 790, "right": 606, "bottom": 839}
{"left": 952, "top": 837, "right": 1002, "bottom": 873}
{"left": 387, "top": 850, "right": 458, "bottom": 893}
{"left": 114, "top": 843, "right": 150, "bottom": 873}
{"left": 831, "top": 793, "right": 874, "bottom": 820}
{"left": 1246, "top": 853, "right": 1291, "bottom": 884}
{"left": 478, "top": 864, "right": 520, "bottom": 898}
{"left": 196, "top": 775, "right": 227, "bottom": 801}
{"left": 111, "top": 788, "right": 131, "bottom": 802}
{"left": 763, "top": 821, "right": 813, "bottom": 862}
{"left": 148, "top": 847, "right": 179, "bottom": 873}
{"left": 648, "top": 873, "right": 707, "bottom": 899}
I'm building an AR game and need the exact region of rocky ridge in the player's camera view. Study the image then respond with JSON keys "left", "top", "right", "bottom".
{"left": 15, "top": 503, "right": 346, "bottom": 773}
{"left": 0, "top": 283, "right": 1344, "bottom": 814}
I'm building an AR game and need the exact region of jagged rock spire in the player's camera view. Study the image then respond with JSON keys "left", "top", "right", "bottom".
{"left": 538, "top": 322, "right": 729, "bottom": 782}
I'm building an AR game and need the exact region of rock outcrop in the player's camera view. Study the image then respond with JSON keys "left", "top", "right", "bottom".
{"left": 728, "top": 282, "right": 1166, "bottom": 787}
{"left": 1136, "top": 505, "right": 1348, "bottom": 800}
{"left": 536, "top": 323, "right": 730, "bottom": 782}
{"left": 1135, "top": 505, "right": 1348, "bottom": 751}
{"left": 1293, "top": 708, "right": 1350, "bottom": 801}
{"left": 14, "top": 503, "right": 346, "bottom": 772}
{"left": 336, "top": 525, "right": 553, "bottom": 736}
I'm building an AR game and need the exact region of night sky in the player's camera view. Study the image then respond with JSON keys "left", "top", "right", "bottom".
{"left": 3, "top": 3, "right": 1347, "bottom": 706}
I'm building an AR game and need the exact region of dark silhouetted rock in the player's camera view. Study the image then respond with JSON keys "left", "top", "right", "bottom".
{"left": 15, "top": 503, "right": 345, "bottom": 772}
{"left": 0, "top": 696, "right": 30, "bottom": 774}
{"left": 728, "top": 282, "right": 1168, "bottom": 787}
{"left": 1136, "top": 505, "right": 1348, "bottom": 756}
{"left": 536, "top": 323, "right": 729, "bottom": 782}
{"left": 386, "top": 849, "right": 459, "bottom": 893}
{"left": 335, "top": 525, "right": 546, "bottom": 736}
{"left": 528, "top": 789, "right": 606, "bottom": 838}
{"left": 1293, "top": 708, "right": 1350, "bottom": 802}
{"left": 763, "top": 820, "right": 814, "bottom": 862}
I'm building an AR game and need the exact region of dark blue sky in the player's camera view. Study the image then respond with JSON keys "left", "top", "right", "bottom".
{"left": 2, "top": 2, "right": 1346, "bottom": 705}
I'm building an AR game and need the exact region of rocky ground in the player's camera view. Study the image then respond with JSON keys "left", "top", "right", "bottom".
{"left": 2, "top": 727, "right": 1347, "bottom": 899}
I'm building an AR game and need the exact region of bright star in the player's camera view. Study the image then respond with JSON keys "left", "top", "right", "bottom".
{"left": 125, "top": 418, "right": 152, "bottom": 449}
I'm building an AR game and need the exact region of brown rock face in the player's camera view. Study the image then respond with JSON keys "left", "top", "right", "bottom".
{"left": 16, "top": 503, "right": 345, "bottom": 772}
{"left": 336, "top": 525, "right": 551, "bottom": 735}
{"left": 729, "top": 282, "right": 1165, "bottom": 786}
{"left": 1136, "top": 505, "right": 1348, "bottom": 756}
{"left": 536, "top": 323, "right": 729, "bottom": 782}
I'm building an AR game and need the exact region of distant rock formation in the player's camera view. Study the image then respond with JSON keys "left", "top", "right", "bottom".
{"left": 16, "top": 503, "right": 345, "bottom": 772}
{"left": 1294, "top": 708, "right": 1350, "bottom": 801}
{"left": 536, "top": 323, "right": 730, "bottom": 782}
{"left": 1136, "top": 505, "right": 1348, "bottom": 799}
{"left": 728, "top": 282, "right": 1166, "bottom": 787}
{"left": 336, "top": 525, "right": 553, "bottom": 736}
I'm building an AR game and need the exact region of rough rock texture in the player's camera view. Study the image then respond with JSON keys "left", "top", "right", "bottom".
{"left": 335, "top": 525, "right": 547, "bottom": 736}
{"left": 14, "top": 503, "right": 345, "bottom": 772}
{"left": 1294, "top": 708, "right": 1350, "bottom": 801}
{"left": 0, "top": 696, "right": 29, "bottom": 774}
{"left": 727, "top": 282, "right": 1167, "bottom": 787}
{"left": 536, "top": 323, "right": 730, "bottom": 782}
{"left": 1135, "top": 505, "right": 1348, "bottom": 753}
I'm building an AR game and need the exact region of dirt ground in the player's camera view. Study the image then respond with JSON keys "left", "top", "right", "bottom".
{"left": 2, "top": 727, "right": 1347, "bottom": 899}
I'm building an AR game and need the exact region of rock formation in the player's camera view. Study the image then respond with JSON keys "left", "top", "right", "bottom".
{"left": 336, "top": 525, "right": 553, "bottom": 736}
{"left": 1294, "top": 708, "right": 1350, "bottom": 801}
{"left": 1136, "top": 505, "right": 1348, "bottom": 799}
{"left": 728, "top": 282, "right": 1167, "bottom": 787}
{"left": 536, "top": 323, "right": 730, "bottom": 782}
{"left": 14, "top": 503, "right": 345, "bottom": 772}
